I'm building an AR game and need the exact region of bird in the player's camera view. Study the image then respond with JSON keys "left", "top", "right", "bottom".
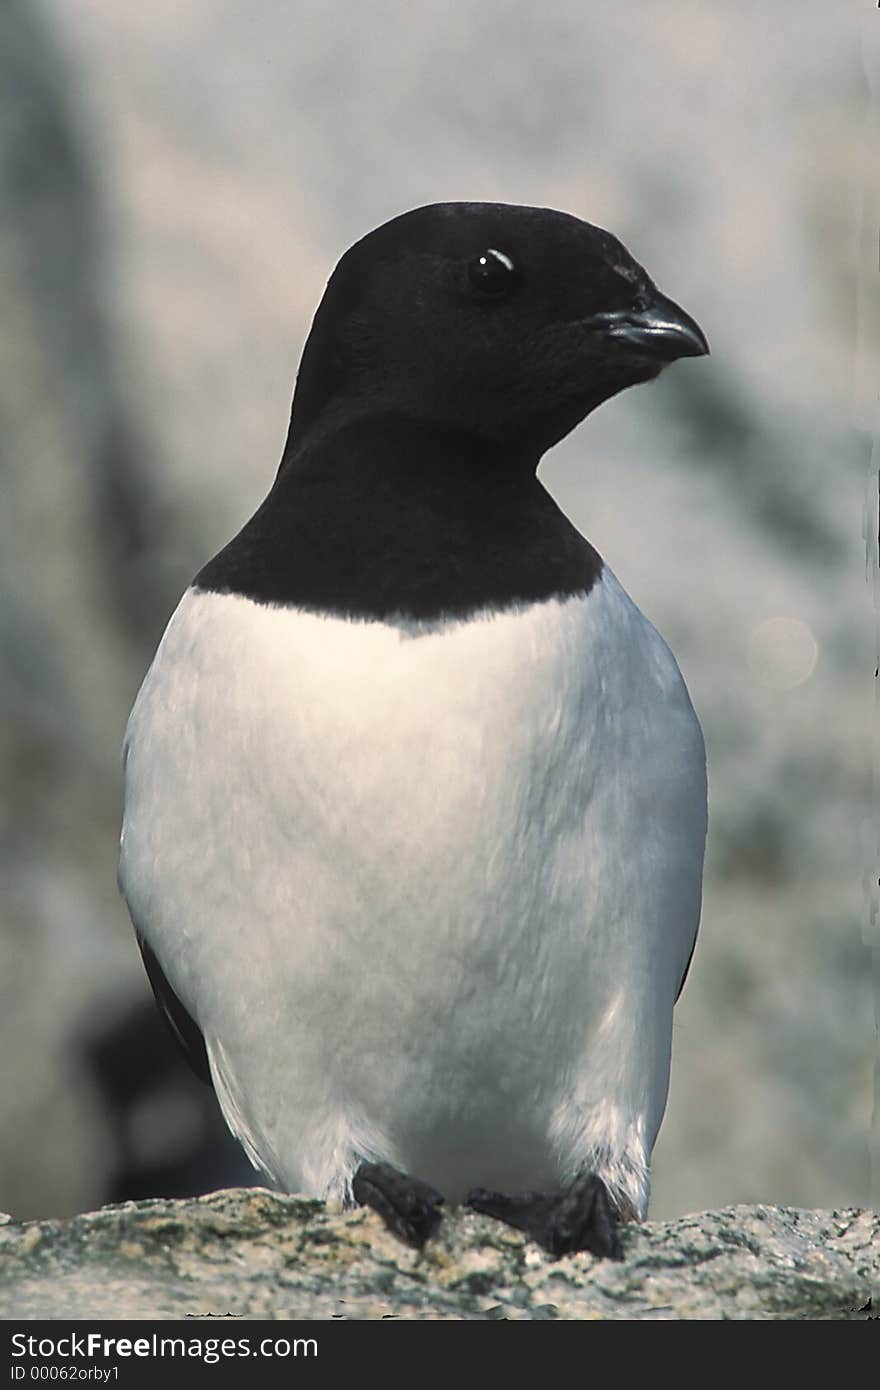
{"left": 119, "top": 201, "right": 709, "bottom": 1260}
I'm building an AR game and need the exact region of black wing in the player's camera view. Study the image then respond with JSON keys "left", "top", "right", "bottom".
{"left": 675, "top": 929, "right": 698, "bottom": 1004}
{"left": 136, "top": 932, "right": 212, "bottom": 1086}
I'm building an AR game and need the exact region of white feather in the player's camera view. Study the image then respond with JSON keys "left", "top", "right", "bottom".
{"left": 119, "top": 567, "right": 706, "bottom": 1218}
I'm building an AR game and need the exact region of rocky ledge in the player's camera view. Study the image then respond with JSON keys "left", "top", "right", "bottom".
{"left": 0, "top": 1189, "right": 875, "bottom": 1320}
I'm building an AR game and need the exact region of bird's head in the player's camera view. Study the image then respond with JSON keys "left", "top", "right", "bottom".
{"left": 287, "top": 201, "right": 708, "bottom": 463}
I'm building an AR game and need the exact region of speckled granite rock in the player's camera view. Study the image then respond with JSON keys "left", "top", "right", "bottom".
{"left": 0, "top": 1189, "right": 875, "bottom": 1321}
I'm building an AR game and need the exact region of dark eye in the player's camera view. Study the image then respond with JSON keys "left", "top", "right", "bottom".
{"left": 467, "top": 247, "right": 518, "bottom": 297}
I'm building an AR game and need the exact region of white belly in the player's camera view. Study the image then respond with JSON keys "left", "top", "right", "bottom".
{"left": 119, "top": 569, "right": 706, "bottom": 1216}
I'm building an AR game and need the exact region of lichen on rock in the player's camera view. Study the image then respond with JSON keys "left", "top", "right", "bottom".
{"left": 0, "top": 1189, "right": 875, "bottom": 1321}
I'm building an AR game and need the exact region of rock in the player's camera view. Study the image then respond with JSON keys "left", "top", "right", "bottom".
{"left": 0, "top": 0, "right": 237, "bottom": 1224}
{"left": 0, "top": 1190, "right": 874, "bottom": 1321}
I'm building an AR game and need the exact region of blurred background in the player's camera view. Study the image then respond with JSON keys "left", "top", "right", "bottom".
{"left": 1, "top": 0, "right": 877, "bottom": 1223}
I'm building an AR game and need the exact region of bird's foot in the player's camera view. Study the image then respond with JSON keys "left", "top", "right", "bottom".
{"left": 352, "top": 1161, "right": 445, "bottom": 1248}
{"left": 464, "top": 1172, "right": 622, "bottom": 1259}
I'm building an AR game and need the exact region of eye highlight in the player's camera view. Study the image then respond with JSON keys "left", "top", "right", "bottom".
{"left": 467, "top": 247, "right": 519, "bottom": 297}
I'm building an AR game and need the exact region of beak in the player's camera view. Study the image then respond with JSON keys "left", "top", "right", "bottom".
{"left": 587, "top": 292, "right": 709, "bottom": 362}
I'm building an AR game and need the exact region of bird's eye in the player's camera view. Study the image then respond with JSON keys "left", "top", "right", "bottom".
{"left": 467, "top": 247, "right": 518, "bottom": 297}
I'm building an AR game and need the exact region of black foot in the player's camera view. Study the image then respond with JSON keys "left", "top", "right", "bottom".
{"left": 465, "top": 1172, "right": 622, "bottom": 1259}
{"left": 352, "top": 1161, "right": 445, "bottom": 1248}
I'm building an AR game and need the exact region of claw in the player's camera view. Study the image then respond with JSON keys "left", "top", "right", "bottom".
{"left": 465, "top": 1172, "right": 622, "bottom": 1259}
{"left": 352, "top": 1161, "right": 444, "bottom": 1247}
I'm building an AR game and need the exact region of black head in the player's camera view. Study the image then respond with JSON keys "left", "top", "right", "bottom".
{"left": 285, "top": 201, "right": 708, "bottom": 465}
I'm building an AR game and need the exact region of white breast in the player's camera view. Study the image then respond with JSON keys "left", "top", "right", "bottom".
{"left": 119, "top": 569, "right": 706, "bottom": 1216}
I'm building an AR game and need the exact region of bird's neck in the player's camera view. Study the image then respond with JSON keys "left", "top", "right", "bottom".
{"left": 279, "top": 411, "right": 542, "bottom": 485}
{"left": 196, "top": 412, "right": 602, "bottom": 622}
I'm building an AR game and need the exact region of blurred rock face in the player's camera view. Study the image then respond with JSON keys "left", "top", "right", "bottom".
{"left": 2, "top": 0, "right": 874, "bottom": 1219}
{"left": 0, "top": 0, "right": 250, "bottom": 1217}
{"left": 0, "top": 0, "right": 120, "bottom": 1218}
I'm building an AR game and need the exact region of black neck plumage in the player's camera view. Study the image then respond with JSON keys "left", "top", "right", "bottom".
{"left": 196, "top": 415, "right": 602, "bottom": 622}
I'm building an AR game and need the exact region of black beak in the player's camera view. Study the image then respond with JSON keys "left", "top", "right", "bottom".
{"left": 588, "top": 292, "right": 709, "bottom": 362}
